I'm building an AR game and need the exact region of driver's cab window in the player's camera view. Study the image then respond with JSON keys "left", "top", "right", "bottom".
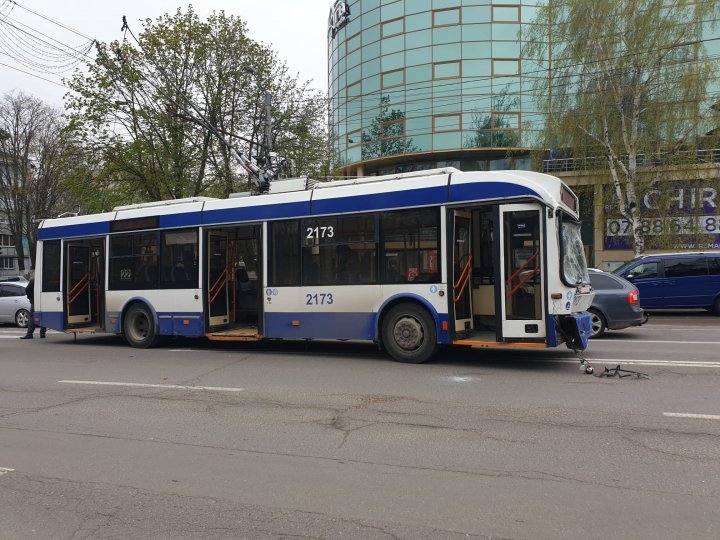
{"left": 629, "top": 262, "right": 658, "bottom": 279}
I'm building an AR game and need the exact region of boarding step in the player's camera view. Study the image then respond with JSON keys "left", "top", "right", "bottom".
{"left": 207, "top": 326, "right": 262, "bottom": 341}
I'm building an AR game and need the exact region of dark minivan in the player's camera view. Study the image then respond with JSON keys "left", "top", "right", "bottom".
{"left": 614, "top": 252, "right": 720, "bottom": 314}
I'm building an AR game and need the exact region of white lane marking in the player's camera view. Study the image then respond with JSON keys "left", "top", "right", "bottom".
{"left": 58, "top": 380, "right": 244, "bottom": 392}
{"left": 549, "top": 359, "right": 720, "bottom": 368}
{"left": 602, "top": 340, "right": 720, "bottom": 345}
{"left": 663, "top": 412, "right": 720, "bottom": 420}
{"left": 0, "top": 467, "right": 14, "bottom": 476}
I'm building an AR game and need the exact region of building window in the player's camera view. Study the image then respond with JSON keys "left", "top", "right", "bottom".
{"left": 381, "top": 17, "right": 404, "bottom": 38}
{"left": 346, "top": 31, "right": 361, "bottom": 54}
{"left": 381, "top": 119, "right": 405, "bottom": 139}
{"left": 381, "top": 208, "right": 440, "bottom": 284}
{"left": 492, "top": 58, "right": 520, "bottom": 76}
{"left": 492, "top": 5, "right": 520, "bottom": 23}
{"left": 0, "top": 234, "right": 12, "bottom": 247}
{"left": 0, "top": 256, "right": 14, "bottom": 270}
{"left": 381, "top": 68, "right": 405, "bottom": 89}
{"left": 491, "top": 112, "right": 520, "bottom": 129}
{"left": 347, "top": 129, "right": 362, "bottom": 147}
{"left": 433, "top": 8, "right": 461, "bottom": 27}
{"left": 346, "top": 81, "right": 362, "bottom": 101}
{"left": 302, "top": 215, "right": 377, "bottom": 285}
{"left": 433, "top": 60, "right": 461, "bottom": 80}
{"left": 433, "top": 114, "right": 461, "bottom": 133}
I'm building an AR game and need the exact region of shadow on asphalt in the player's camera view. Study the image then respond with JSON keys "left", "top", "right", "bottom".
{"left": 49, "top": 331, "right": 580, "bottom": 371}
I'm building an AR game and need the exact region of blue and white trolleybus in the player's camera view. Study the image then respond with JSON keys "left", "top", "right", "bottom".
{"left": 34, "top": 168, "right": 593, "bottom": 363}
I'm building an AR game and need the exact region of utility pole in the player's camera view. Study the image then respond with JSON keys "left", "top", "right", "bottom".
{"left": 263, "top": 91, "right": 273, "bottom": 166}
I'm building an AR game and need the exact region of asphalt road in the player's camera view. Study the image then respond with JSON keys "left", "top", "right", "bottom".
{"left": 1, "top": 311, "right": 719, "bottom": 539}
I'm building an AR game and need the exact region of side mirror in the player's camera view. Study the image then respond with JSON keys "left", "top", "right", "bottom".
{"left": 626, "top": 274, "right": 634, "bottom": 280}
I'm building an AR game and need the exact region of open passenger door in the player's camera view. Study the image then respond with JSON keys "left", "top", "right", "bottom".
{"left": 452, "top": 210, "right": 473, "bottom": 335}
{"left": 207, "top": 232, "right": 230, "bottom": 327}
{"left": 497, "top": 204, "right": 546, "bottom": 340}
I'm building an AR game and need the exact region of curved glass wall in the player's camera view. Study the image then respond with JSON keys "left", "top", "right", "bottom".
{"left": 328, "top": 0, "right": 546, "bottom": 173}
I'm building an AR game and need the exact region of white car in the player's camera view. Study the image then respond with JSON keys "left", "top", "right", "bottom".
{"left": 0, "top": 282, "right": 31, "bottom": 327}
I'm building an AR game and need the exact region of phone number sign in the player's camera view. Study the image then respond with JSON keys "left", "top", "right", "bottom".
{"left": 604, "top": 215, "right": 720, "bottom": 250}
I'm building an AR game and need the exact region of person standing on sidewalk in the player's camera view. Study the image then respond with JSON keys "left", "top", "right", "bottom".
{"left": 20, "top": 273, "right": 46, "bottom": 339}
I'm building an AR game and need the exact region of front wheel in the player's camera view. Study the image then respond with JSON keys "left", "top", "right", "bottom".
{"left": 15, "top": 309, "right": 30, "bottom": 328}
{"left": 381, "top": 303, "right": 438, "bottom": 364}
{"left": 123, "top": 303, "right": 158, "bottom": 348}
{"left": 588, "top": 308, "right": 606, "bottom": 338}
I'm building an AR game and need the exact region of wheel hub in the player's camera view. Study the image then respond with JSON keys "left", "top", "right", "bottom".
{"left": 393, "top": 316, "right": 424, "bottom": 351}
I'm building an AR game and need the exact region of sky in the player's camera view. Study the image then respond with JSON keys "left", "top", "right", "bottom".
{"left": 0, "top": 0, "right": 331, "bottom": 108}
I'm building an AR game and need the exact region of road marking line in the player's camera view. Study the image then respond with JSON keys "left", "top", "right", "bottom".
{"left": 663, "top": 413, "right": 720, "bottom": 420}
{"left": 58, "top": 380, "right": 244, "bottom": 392}
{"left": 549, "top": 359, "right": 720, "bottom": 368}
{"left": 0, "top": 467, "right": 14, "bottom": 476}
{"left": 604, "top": 340, "right": 720, "bottom": 345}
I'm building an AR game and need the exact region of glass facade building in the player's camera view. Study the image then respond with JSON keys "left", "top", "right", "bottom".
{"left": 328, "top": 0, "right": 545, "bottom": 176}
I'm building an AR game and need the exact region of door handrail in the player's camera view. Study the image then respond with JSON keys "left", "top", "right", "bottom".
{"left": 208, "top": 268, "right": 227, "bottom": 304}
{"left": 453, "top": 256, "right": 473, "bottom": 303}
{"left": 68, "top": 273, "right": 89, "bottom": 305}
{"left": 506, "top": 251, "right": 539, "bottom": 286}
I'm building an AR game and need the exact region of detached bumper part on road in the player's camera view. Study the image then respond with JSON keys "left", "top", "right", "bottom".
{"left": 558, "top": 311, "right": 593, "bottom": 351}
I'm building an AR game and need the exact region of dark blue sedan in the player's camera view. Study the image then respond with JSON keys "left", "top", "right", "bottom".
{"left": 588, "top": 269, "right": 647, "bottom": 338}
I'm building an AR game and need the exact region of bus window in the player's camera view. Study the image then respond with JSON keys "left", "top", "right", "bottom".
{"left": 109, "top": 232, "right": 160, "bottom": 290}
{"left": 269, "top": 221, "right": 300, "bottom": 286}
{"left": 381, "top": 208, "right": 440, "bottom": 283}
{"left": 42, "top": 240, "right": 61, "bottom": 292}
{"left": 302, "top": 214, "right": 377, "bottom": 285}
{"left": 159, "top": 230, "right": 198, "bottom": 288}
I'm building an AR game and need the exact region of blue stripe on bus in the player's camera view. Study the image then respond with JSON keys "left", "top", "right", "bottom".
{"left": 38, "top": 221, "right": 111, "bottom": 241}
{"left": 310, "top": 185, "right": 449, "bottom": 215}
{"left": 38, "top": 182, "right": 542, "bottom": 239}
{"left": 449, "top": 181, "right": 537, "bottom": 202}
{"left": 265, "top": 312, "right": 377, "bottom": 340}
{"left": 37, "top": 311, "right": 64, "bottom": 331}
{"left": 203, "top": 200, "right": 311, "bottom": 225}
{"left": 160, "top": 212, "right": 202, "bottom": 228}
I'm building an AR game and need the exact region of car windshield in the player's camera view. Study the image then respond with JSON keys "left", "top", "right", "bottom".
{"left": 561, "top": 217, "right": 590, "bottom": 286}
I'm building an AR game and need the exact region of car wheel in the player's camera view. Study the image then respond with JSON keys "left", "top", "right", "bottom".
{"left": 15, "top": 309, "right": 30, "bottom": 328}
{"left": 123, "top": 303, "right": 158, "bottom": 348}
{"left": 714, "top": 296, "right": 720, "bottom": 316}
{"left": 588, "top": 308, "right": 606, "bottom": 338}
{"left": 381, "top": 303, "right": 438, "bottom": 364}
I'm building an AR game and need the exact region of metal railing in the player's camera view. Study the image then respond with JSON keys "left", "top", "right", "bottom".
{"left": 543, "top": 148, "right": 720, "bottom": 173}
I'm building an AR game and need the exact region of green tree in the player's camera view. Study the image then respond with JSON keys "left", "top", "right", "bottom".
{"left": 65, "top": 6, "right": 329, "bottom": 206}
{"left": 0, "top": 92, "right": 69, "bottom": 269}
{"left": 524, "top": 0, "right": 720, "bottom": 255}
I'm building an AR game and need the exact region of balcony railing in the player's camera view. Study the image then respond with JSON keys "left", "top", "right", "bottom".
{"left": 543, "top": 148, "right": 720, "bottom": 173}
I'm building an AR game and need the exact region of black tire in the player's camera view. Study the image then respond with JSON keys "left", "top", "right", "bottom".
{"left": 123, "top": 303, "right": 158, "bottom": 348}
{"left": 15, "top": 308, "right": 30, "bottom": 328}
{"left": 714, "top": 296, "right": 720, "bottom": 316}
{"left": 588, "top": 308, "right": 606, "bottom": 338}
{"left": 381, "top": 303, "right": 438, "bottom": 364}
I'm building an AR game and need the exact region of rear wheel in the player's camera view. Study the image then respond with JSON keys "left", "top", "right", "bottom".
{"left": 15, "top": 309, "right": 30, "bottom": 328}
{"left": 381, "top": 303, "right": 438, "bottom": 364}
{"left": 123, "top": 303, "right": 158, "bottom": 348}
{"left": 588, "top": 308, "right": 606, "bottom": 338}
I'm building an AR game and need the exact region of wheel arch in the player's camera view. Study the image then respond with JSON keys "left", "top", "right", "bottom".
{"left": 375, "top": 294, "right": 441, "bottom": 343}
{"left": 119, "top": 297, "right": 159, "bottom": 334}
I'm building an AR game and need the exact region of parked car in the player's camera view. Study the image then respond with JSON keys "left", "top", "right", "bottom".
{"left": 0, "top": 275, "right": 28, "bottom": 283}
{"left": 0, "top": 282, "right": 31, "bottom": 328}
{"left": 614, "top": 252, "right": 720, "bottom": 315}
{"left": 588, "top": 269, "right": 646, "bottom": 337}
